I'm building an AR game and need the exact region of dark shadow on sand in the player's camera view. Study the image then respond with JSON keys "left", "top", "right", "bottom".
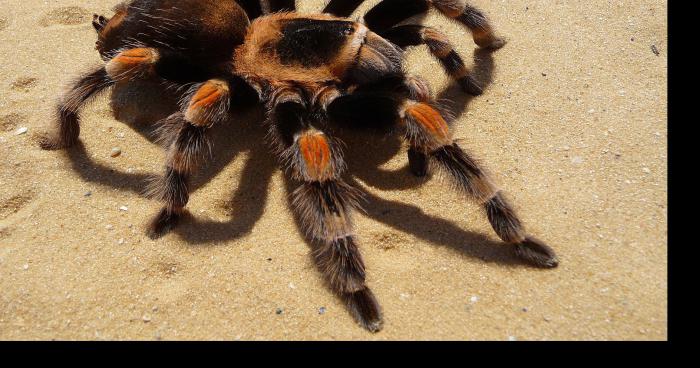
{"left": 54, "top": 48, "right": 533, "bottom": 266}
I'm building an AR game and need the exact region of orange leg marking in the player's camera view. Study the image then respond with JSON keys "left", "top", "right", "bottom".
{"left": 185, "top": 80, "right": 229, "bottom": 127}
{"left": 105, "top": 48, "right": 159, "bottom": 80}
{"left": 298, "top": 132, "right": 333, "bottom": 181}
{"left": 405, "top": 103, "right": 451, "bottom": 146}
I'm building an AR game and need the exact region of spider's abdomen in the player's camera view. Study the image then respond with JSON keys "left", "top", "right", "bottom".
{"left": 97, "top": 0, "right": 249, "bottom": 67}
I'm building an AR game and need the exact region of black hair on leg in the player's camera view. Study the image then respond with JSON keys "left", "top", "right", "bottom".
{"left": 146, "top": 77, "right": 235, "bottom": 238}
{"left": 236, "top": 0, "right": 263, "bottom": 19}
{"left": 40, "top": 66, "right": 113, "bottom": 150}
{"left": 382, "top": 25, "right": 483, "bottom": 95}
{"left": 268, "top": 88, "right": 384, "bottom": 332}
{"left": 398, "top": 101, "right": 558, "bottom": 267}
{"left": 268, "top": 0, "right": 296, "bottom": 12}
{"left": 432, "top": 0, "right": 506, "bottom": 49}
{"left": 363, "top": 0, "right": 430, "bottom": 34}
{"left": 323, "top": 0, "right": 366, "bottom": 17}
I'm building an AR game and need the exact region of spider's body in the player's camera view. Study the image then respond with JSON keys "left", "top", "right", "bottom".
{"left": 41, "top": 0, "right": 558, "bottom": 332}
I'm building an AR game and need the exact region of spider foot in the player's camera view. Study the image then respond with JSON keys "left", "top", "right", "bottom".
{"left": 345, "top": 288, "right": 383, "bottom": 333}
{"left": 38, "top": 132, "right": 75, "bottom": 150}
{"left": 515, "top": 236, "right": 559, "bottom": 268}
{"left": 478, "top": 36, "right": 507, "bottom": 50}
{"left": 147, "top": 208, "right": 181, "bottom": 239}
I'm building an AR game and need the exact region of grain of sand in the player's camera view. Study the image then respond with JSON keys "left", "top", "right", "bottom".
{"left": 0, "top": 0, "right": 667, "bottom": 340}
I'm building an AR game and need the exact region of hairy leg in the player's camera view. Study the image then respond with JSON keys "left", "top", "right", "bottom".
{"left": 236, "top": 0, "right": 263, "bottom": 19}
{"left": 146, "top": 78, "right": 233, "bottom": 238}
{"left": 323, "top": 0, "right": 366, "bottom": 17}
{"left": 268, "top": 84, "right": 383, "bottom": 332}
{"left": 342, "top": 0, "right": 505, "bottom": 48}
{"left": 39, "top": 66, "right": 114, "bottom": 150}
{"left": 431, "top": 0, "right": 506, "bottom": 49}
{"left": 381, "top": 25, "right": 483, "bottom": 95}
{"left": 268, "top": 0, "right": 296, "bottom": 12}
{"left": 328, "top": 90, "right": 557, "bottom": 266}
{"left": 399, "top": 100, "right": 558, "bottom": 266}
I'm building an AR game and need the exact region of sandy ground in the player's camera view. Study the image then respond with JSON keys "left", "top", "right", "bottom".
{"left": 0, "top": 0, "right": 667, "bottom": 340}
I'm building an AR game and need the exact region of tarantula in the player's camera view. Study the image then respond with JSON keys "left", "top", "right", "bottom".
{"left": 40, "top": 0, "right": 559, "bottom": 332}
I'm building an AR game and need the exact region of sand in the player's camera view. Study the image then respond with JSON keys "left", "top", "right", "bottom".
{"left": 0, "top": 0, "right": 667, "bottom": 340}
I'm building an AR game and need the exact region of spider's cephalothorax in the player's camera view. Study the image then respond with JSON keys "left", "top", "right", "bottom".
{"left": 41, "top": 0, "right": 558, "bottom": 332}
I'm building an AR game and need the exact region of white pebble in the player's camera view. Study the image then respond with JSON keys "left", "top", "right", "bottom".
{"left": 142, "top": 315, "right": 151, "bottom": 322}
{"left": 118, "top": 238, "right": 125, "bottom": 245}
{"left": 110, "top": 148, "right": 122, "bottom": 158}
{"left": 16, "top": 127, "right": 28, "bottom": 135}
{"left": 470, "top": 296, "right": 479, "bottom": 303}
{"left": 119, "top": 206, "right": 128, "bottom": 211}
{"left": 22, "top": 264, "right": 29, "bottom": 270}
{"left": 508, "top": 336, "right": 517, "bottom": 341}
{"left": 642, "top": 167, "right": 651, "bottom": 174}
{"left": 105, "top": 224, "right": 114, "bottom": 230}
{"left": 288, "top": 282, "right": 296, "bottom": 289}
{"left": 571, "top": 156, "right": 584, "bottom": 164}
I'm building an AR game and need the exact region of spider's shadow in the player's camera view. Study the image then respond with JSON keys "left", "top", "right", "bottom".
{"left": 60, "top": 48, "right": 529, "bottom": 266}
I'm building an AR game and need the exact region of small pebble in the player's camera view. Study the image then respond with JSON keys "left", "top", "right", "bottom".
{"left": 22, "top": 264, "right": 29, "bottom": 270}
{"left": 571, "top": 156, "right": 584, "bottom": 164}
{"left": 642, "top": 167, "right": 651, "bottom": 174}
{"left": 470, "top": 296, "right": 479, "bottom": 303}
{"left": 16, "top": 127, "right": 28, "bottom": 135}
{"left": 110, "top": 148, "right": 122, "bottom": 158}
{"left": 318, "top": 307, "right": 326, "bottom": 315}
{"left": 651, "top": 45, "right": 660, "bottom": 56}
{"left": 508, "top": 336, "right": 517, "bottom": 341}
{"left": 142, "top": 315, "right": 151, "bottom": 322}
{"left": 288, "top": 282, "right": 296, "bottom": 289}
{"left": 275, "top": 308, "right": 283, "bottom": 315}
{"left": 118, "top": 238, "right": 125, "bottom": 245}
{"left": 522, "top": 307, "right": 529, "bottom": 312}
{"left": 105, "top": 224, "right": 113, "bottom": 230}
{"left": 119, "top": 206, "right": 128, "bottom": 211}
{"left": 84, "top": 191, "right": 92, "bottom": 197}
{"left": 266, "top": 258, "right": 272, "bottom": 261}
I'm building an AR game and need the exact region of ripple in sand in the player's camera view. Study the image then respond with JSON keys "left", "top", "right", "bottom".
{"left": 38, "top": 7, "right": 91, "bottom": 27}
{"left": 0, "top": 191, "right": 35, "bottom": 221}
{"left": 1, "top": 113, "right": 26, "bottom": 132}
